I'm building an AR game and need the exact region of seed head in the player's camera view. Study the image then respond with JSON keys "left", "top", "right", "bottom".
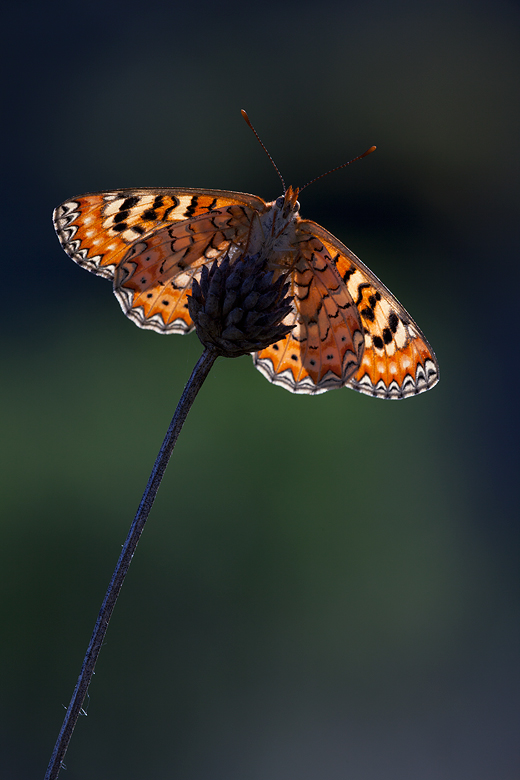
{"left": 188, "top": 254, "right": 293, "bottom": 357}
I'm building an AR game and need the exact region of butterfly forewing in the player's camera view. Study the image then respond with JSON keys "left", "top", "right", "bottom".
{"left": 53, "top": 187, "right": 266, "bottom": 274}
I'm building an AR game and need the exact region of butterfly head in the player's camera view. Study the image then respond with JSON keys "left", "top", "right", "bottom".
{"left": 275, "top": 185, "right": 300, "bottom": 219}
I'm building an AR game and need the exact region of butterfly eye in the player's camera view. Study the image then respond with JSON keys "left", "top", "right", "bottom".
{"left": 295, "top": 200, "right": 301, "bottom": 212}
{"left": 275, "top": 196, "right": 285, "bottom": 208}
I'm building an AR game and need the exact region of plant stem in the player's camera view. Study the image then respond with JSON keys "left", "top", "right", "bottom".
{"left": 44, "top": 347, "right": 218, "bottom": 780}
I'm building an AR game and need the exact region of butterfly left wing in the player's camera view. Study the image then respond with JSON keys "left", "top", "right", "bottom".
{"left": 53, "top": 187, "right": 267, "bottom": 333}
{"left": 297, "top": 220, "right": 439, "bottom": 398}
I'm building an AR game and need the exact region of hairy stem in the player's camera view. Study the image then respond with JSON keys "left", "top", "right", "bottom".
{"left": 45, "top": 347, "right": 217, "bottom": 780}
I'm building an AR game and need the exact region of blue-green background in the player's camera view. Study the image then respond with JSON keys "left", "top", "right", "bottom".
{"left": 3, "top": 1, "right": 519, "bottom": 777}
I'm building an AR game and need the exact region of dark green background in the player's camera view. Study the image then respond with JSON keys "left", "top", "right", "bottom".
{"left": 3, "top": 0, "right": 519, "bottom": 777}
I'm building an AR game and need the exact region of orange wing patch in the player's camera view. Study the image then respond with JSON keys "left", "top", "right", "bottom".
{"left": 54, "top": 192, "right": 190, "bottom": 280}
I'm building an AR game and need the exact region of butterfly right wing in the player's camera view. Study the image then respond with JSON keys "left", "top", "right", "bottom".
{"left": 300, "top": 220, "right": 439, "bottom": 398}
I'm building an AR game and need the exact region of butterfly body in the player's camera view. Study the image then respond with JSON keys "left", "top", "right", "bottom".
{"left": 54, "top": 184, "right": 439, "bottom": 398}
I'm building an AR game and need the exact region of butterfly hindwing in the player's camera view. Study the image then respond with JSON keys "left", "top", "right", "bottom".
{"left": 113, "top": 204, "right": 258, "bottom": 333}
{"left": 254, "top": 235, "right": 364, "bottom": 394}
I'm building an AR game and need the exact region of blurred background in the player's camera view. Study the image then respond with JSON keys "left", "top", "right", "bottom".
{"left": 2, "top": 0, "right": 519, "bottom": 777}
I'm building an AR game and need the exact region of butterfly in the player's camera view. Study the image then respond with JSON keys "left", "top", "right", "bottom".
{"left": 53, "top": 142, "right": 438, "bottom": 399}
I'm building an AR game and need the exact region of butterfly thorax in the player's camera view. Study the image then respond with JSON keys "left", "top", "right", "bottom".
{"left": 247, "top": 185, "right": 300, "bottom": 270}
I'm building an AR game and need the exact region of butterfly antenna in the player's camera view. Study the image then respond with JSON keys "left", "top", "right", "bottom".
{"left": 299, "top": 145, "right": 377, "bottom": 193}
{"left": 241, "top": 109, "right": 286, "bottom": 193}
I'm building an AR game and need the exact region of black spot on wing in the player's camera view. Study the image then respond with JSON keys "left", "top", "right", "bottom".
{"left": 355, "top": 283, "right": 371, "bottom": 305}
{"left": 382, "top": 327, "right": 392, "bottom": 345}
{"left": 121, "top": 196, "right": 139, "bottom": 210}
{"left": 341, "top": 265, "right": 355, "bottom": 282}
{"left": 162, "top": 196, "right": 180, "bottom": 220}
{"left": 185, "top": 196, "right": 198, "bottom": 218}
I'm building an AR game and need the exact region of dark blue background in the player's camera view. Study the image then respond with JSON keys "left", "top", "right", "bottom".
{"left": 3, "top": 0, "right": 519, "bottom": 777}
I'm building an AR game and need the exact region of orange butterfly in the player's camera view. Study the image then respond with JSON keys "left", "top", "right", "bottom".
{"left": 53, "top": 124, "right": 438, "bottom": 399}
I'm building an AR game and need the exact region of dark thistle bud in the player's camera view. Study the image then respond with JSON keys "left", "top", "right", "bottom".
{"left": 188, "top": 253, "right": 294, "bottom": 357}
